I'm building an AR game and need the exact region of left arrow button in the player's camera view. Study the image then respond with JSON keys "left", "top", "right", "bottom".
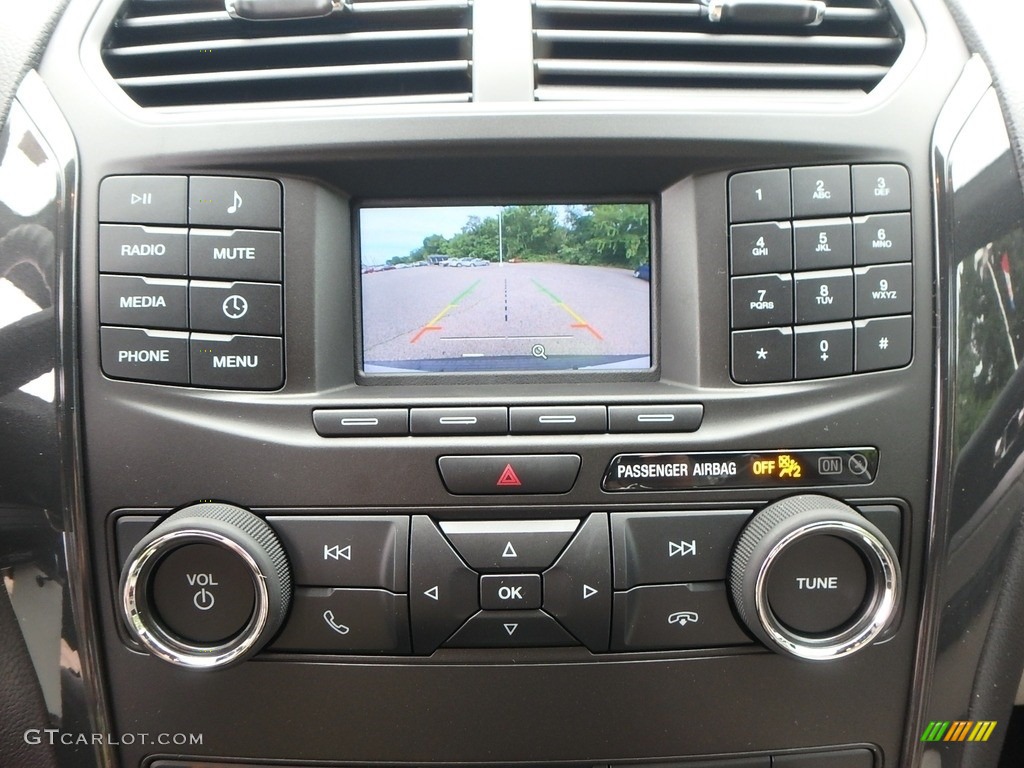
{"left": 409, "top": 516, "right": 479, "bottom": 654}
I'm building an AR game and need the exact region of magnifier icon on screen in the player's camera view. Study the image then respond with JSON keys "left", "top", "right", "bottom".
{"left": 531, "top": 344, "right": 548, "bottom": 360}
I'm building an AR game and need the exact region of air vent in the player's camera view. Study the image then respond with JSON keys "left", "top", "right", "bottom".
{"left": 101, "top": 0, "right": 473, "bottom": 108}
{"left": 533, "top": 0, "right": 905, "bottom": 99}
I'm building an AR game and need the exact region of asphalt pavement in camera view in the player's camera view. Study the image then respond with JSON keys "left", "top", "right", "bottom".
{"left": 361, "top": 262, "right": 650, "bottom": 369}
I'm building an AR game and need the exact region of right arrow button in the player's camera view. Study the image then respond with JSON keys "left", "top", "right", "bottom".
{"left": 543, "top": 513, "right": 612, "bottom": 652}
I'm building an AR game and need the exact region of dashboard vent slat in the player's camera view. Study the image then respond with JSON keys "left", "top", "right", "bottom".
{"left": 102, "top": 0, "right": 473, "bottom": 108}
{"left": 533, "top": 0, "right": 905, "bottom": 99}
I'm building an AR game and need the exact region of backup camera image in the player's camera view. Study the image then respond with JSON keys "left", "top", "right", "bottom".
{"left": 359, "top": 204, "right": 652, "bottom": 374}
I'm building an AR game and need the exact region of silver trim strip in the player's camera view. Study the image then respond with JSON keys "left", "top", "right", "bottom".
{"left": 440, "top": 519, "right": 580, "bottom": 534}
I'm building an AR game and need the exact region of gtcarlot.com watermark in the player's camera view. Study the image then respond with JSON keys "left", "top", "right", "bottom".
{"left": 25, "top": 730, "right": 203, "bottom": 747}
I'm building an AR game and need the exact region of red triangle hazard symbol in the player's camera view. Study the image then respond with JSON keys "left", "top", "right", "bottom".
{"left": 497, "top": 463, "right": 522, "bottom": 487}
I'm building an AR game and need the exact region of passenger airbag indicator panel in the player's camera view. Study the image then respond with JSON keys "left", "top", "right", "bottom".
{"left": 602, "top": 448, "right": 878, "bottom": 491}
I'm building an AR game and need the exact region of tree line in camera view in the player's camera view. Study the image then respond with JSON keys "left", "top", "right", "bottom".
{"left": 386, "top": 204, "right": 650, "bottom": 269}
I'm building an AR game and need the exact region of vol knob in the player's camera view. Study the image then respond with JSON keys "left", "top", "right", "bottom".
{"left": 729, "top": 494, "right": 900, "bottom": 661}
{"left": 120, "top": 502, "right": 291, "bottom": 669}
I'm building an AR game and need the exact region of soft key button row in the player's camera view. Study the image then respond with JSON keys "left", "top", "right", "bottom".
{"left": 98, "top": 175, "right": 283, "bottom": 390}
{"left": 728, "top": 164, "right": 913, "bottom": 384}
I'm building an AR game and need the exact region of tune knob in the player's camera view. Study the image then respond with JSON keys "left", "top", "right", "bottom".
{"left": 120, "top": 502, "right": 291, "bottom": 669}
{"left": 729, "top": 494, "right": 900, "bottom": 661}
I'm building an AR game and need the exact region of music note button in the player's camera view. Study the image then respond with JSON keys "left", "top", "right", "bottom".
{"left": 188, "top": 176, "right": 281, "bottom": 228}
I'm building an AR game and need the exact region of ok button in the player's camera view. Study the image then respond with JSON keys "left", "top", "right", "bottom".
{"left": 480, "top": 574, "right": 542, "bottom": 610}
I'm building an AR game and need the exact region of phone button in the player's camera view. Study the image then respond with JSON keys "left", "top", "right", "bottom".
{"left": 611, "top": 583, "right": 753, "bottom": 651}
{"left": 269, "top": 588, "right": 410, "bottom": 654}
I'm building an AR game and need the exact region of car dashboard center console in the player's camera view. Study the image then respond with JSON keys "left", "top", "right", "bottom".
{"left": 5, "top": 0, "right": 1024, "bottom": 767}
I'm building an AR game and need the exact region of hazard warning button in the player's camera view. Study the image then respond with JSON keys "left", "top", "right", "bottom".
{"left": 436, "top": 454, "right": 581, "bottom": 495}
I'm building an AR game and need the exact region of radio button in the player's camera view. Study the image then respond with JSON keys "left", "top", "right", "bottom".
{"left": 791, "top": 165, "right": 851, "bottom": 218}
{"left": 411, "top": 407, "right": 508, "bottom": 436}
{"left": 409, "top": 516, "right": 479, "bottom": 654}
{"left": 611, "top": 583, "right": 752, "bottom": 651}
{"left": 543, "top": 513, "right": 612, "bottom": 652}
{"left": 793, "top": 219, "right": 853, "bottom": 271}
{"left": 731, "top": 273, "right": 792, "bottom": 329}
{"left": 270, "top": 588, "right": 410, "bottom": 654}
{"left": 611, "top": 511, "right": 751, "bottom": 589}
{"left": 266, "top": 516, "right": 408, "bottom": 591}
{"left": 437, "top": 454, "right": 580, "bottom": 495}
{"left": 794, "top": 269, "right": 853, "bottom": 324}
{"left": 855, "top": 315, "right": 912, "bottom": 372}
{"left": 101, "top": 327, "right": 189, "bottom": 384}
{"left": 730, "top": 221, "right": 792, "bottom": 275}
{"left": 189, "top": 333, "right": 283, "bottom": 390}
{"left": 189, "top": 280, "right": 283, "bottom": 336}
{"left": 99, "top": 275, "right": 188, "bottom": 330}
{"left": 728, "top": 169, "right": 791, "bottom": 223}
{"left": 608, "top": 404, "right": 703, "bottom": 433}
{"left": 509, "top": 405, "right": 606, "bottom": 434}
{"left": 445, "top": 610, "right": 577, "bottom": 648}
{"left": 480, "top": 574, "right": 541, "bottom": 610}
{"left": 100, "top": 224, "right": 188, "bottom": 276}
{"left": 731, "top": 327, "right": 793, "bottom": 384}
{"left": 439, "top": 519, "right": 578, "bottom": 572}
{"left": 794, "top": 322, "right": 854, "bottom": 380}
{"left": 189, "top": 228, "right": 282, "bottom": 282}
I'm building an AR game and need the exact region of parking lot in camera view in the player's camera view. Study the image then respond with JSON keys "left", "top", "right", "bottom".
{"left": 361, "top": 262, "right": 651, "bottom": 372}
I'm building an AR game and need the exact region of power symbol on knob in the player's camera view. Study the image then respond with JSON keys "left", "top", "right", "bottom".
{"left": 193, "top": 588, "right": 216, "bottom": 611}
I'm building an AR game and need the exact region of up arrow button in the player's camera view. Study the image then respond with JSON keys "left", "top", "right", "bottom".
{"left": 543, "top": 513, "right": 612, "bottom": 652}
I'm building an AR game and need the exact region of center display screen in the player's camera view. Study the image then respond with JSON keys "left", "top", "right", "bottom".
{"left": 358, "top": 203, "right": 652, "bottom": 374}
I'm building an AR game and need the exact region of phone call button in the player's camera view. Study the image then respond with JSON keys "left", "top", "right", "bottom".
{"left": 611, "top": 583, "right": 753, "bottom": 651}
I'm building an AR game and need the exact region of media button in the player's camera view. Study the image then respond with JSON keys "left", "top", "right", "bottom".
{"left": 189, "top": 333, "right": 283, "bottom": 390}
{"left": 99, "top": 275, "right": 188, "bottom": 330}
{"left": 437, "top": 454, "right": 580, "bottom": 495}
{"left": 99, "top": 224, "right": 187, "bottom": 276}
